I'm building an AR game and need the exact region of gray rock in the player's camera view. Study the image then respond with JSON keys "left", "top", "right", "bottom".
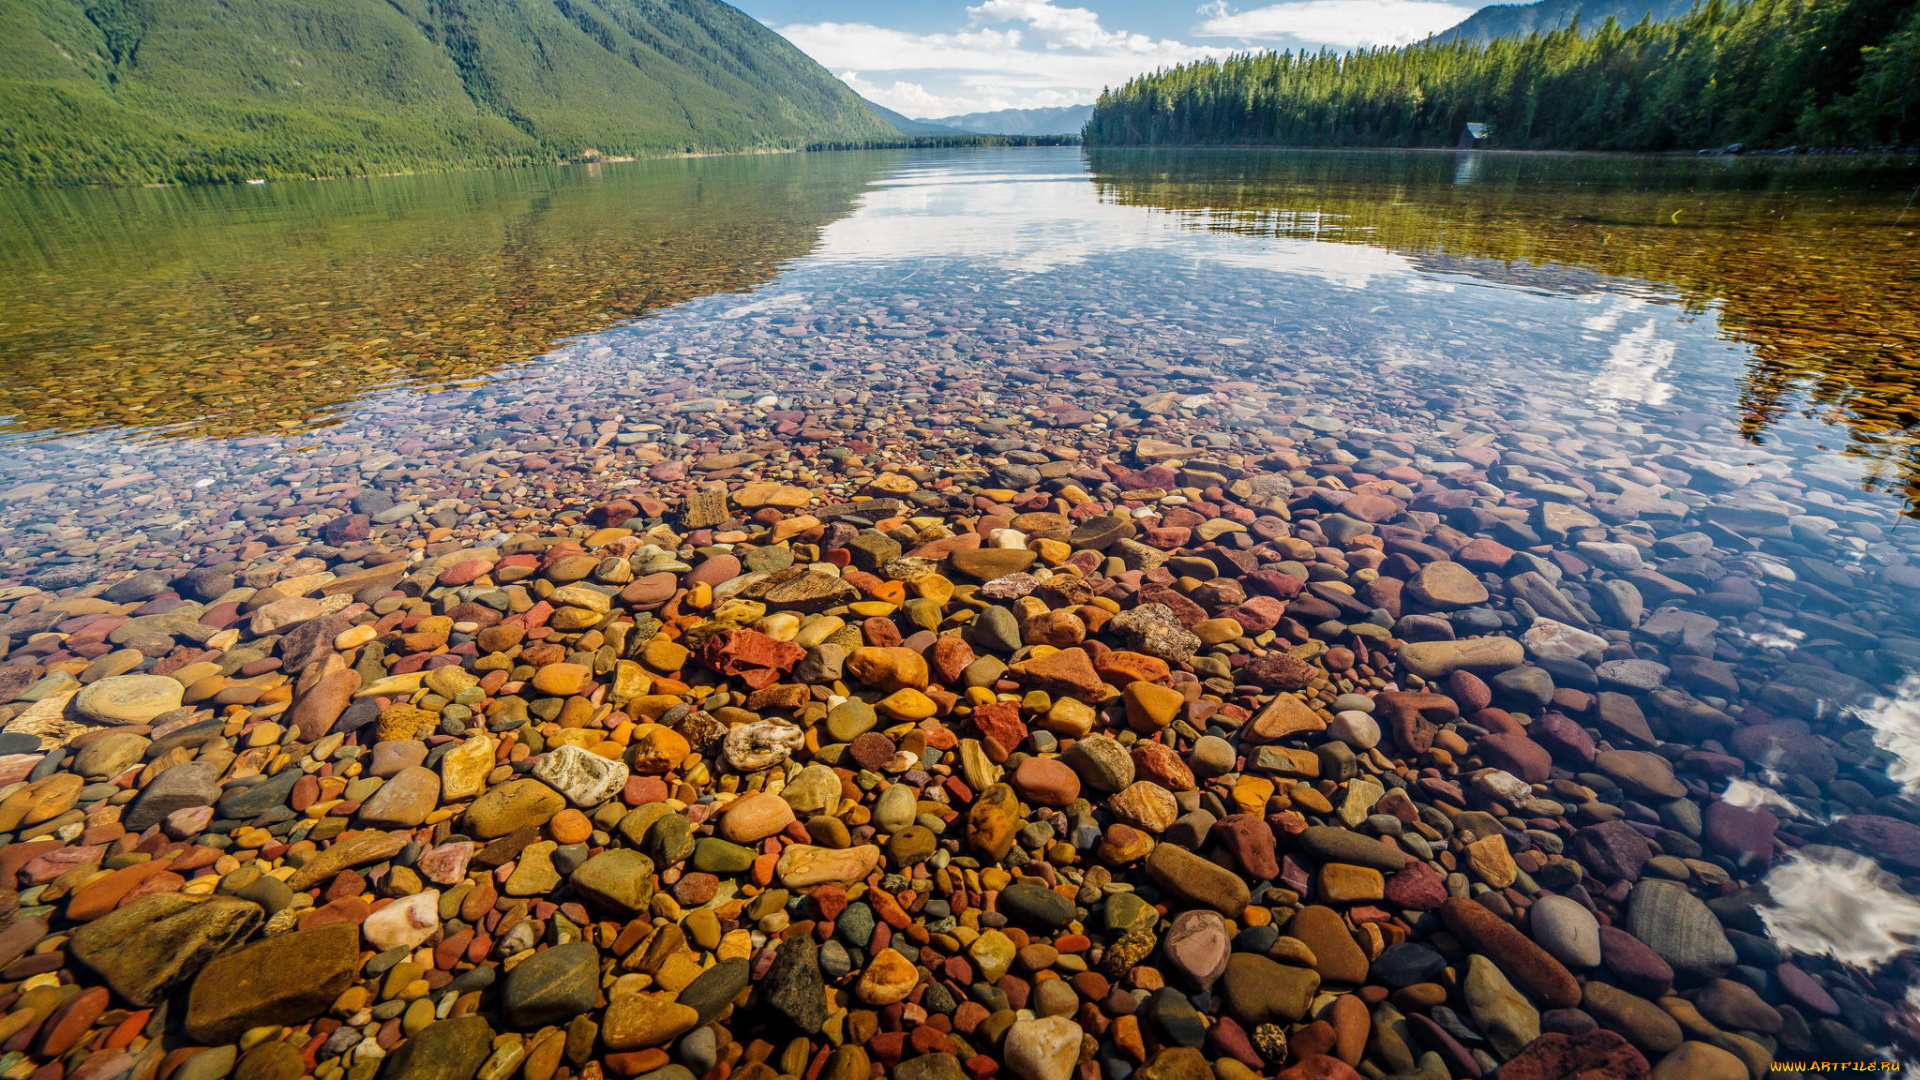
{"left": 502, "top": 941, "right": 601, "bottom": 1028}
{"left": 1061, "top": 733, "right": 1133, "bottom": 794}
{"left": 381, "top": 1016, "right": 494, "bottom": 1080}
{"left": 124, "top": 759, "right": 222, "bottom": 832}
{"left": 1530, "top": 894, "right": 1602, "bottom": 968}
{"left": 764, "top": 936, "right": 826, "bottom": 1034}
{"left": 677, "top": 957, "right": 750, "bottom": 1023}
{"left": 1625, "top": 879, "right": 1736, "bottom": 982}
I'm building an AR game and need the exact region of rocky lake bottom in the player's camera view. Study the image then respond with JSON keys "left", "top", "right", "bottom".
{"left": 0, "top": 147, "right": 1918, "bottom": 1080}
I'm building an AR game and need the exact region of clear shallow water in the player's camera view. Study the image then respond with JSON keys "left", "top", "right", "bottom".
{"left": 7, "top": 146, "right": 1920, "bottom": 1049}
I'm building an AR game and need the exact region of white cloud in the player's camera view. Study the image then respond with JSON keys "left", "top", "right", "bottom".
{"left": 1196, "top": 0, "right": 1478, "bottom": 47}
{"left": 776, "top": 1, "right": 1228, "bottom": 118}
{"left": 838, "top": 72, "right": 1010, "bottom": 117}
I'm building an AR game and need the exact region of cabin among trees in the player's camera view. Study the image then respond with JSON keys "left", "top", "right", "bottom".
{"left": 1458, "top": 122, "right": 1493, "bottom": 149}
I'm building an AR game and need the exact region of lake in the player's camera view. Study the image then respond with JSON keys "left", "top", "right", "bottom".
{"left": 4, "top": 146, "right": 1920, "bottom": 1068}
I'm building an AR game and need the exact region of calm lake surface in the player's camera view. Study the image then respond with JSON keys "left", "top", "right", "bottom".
{"left": 8, "top": 147, "right": 1920, "bottom": 1054}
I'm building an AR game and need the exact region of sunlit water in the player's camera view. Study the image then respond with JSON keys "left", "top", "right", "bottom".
{"left": 5, "top": 146, "right": 1920, "bottom": 990}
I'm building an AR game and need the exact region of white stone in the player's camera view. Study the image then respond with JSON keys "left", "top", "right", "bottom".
{"left": 532, "top": 744, "right": 629, "bottom": 807}
{"left": 723, "top": 719, "right": 804, "bottom": 772}
{"left": 363, "top": 889, "right": 440, "bottom": 951}
{"left": 1003, "top": 1017, "right": 1082, "bottom": 1080}
{"left": 1521, "top": 618, "right": 1609, "bottom": 662}
{"left": 1328, "top": 710, "right": 1381, "bottom": 749}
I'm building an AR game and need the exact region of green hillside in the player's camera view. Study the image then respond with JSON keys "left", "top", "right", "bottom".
{"left": 0, "top": 0, "right": 895, "bottom": 185}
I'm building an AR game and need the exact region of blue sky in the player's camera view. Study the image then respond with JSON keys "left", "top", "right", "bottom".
{"left": 731, "top": 0, "right": 1482, "bottom": 117}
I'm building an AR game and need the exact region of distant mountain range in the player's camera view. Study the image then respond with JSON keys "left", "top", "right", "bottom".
{"left": 1432, "top": 0, "right": 1703, "bottom": 41}
{"left": 0, "top": 0, "right": 894, "bottom": 184}
{"left": 924, "top": 105, "right": 1093, "bottom": 137}
{"left": 860, "top": 100, "right": 975, "bottom": 136}
{"left": 862, "top": 101, "right": 1093, "bottom": 138}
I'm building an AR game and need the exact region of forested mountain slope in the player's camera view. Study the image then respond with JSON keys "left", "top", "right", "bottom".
{"left": 0, "top": 0, "right": 895, "bottom": 184}
{"left": 1085, "top": 0, "right": 1920, "bottom": 151}
{"left": 1432, "top": 0, "right": 1700, "bottom": 42}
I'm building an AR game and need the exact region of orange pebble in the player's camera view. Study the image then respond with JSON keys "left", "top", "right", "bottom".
{"left": 548, "top": 809, "right": 592, "bottom": 845}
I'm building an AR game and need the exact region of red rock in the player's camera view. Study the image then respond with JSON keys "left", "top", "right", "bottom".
{"left": 1477, "top": 733, "right": 1552, "bottom": 783}
{"left": 1374, "top": 691, "right": 1458, "bottom": 755}
{"left": 1275, "top": 1055, "right": 1364, "bottom": 1080}
{"left": 1438, "top": 897, "right": 1581, "bottom": 1009}
{"left": 1448, "top": 670, "right": 1493, "bottom": 711}
{"left": 1494, "top": 1030, "right": 1650, "bottom": 1080}
{"left": 1011, "top": 758, "right": 1080, "bottom": 807}
{"left": 1212, "top": 815, "right": 1279, "bottom": 880}
{"left": 696, "top": 629, "right": 805, "bottom": 690}
{"left": 1383, "top": 861, "right": 1448, "bottom": 910}
{"left": 1009, "top": 648, "right": 1103, "bottom": 700}
{"left": 929, "top": 636, "right": 977, "bottom": 684}
{"left": 288, "top": 669, "right": 360, "bottom": 740}
{"left": 1096, "top": 651, "right": 1170, "bottom": 685}
{"left": 1129, "top": 742, "right": 1194, "bottom": 791}
{"left": 970, "top": 701, "right": 1029, "bottom": 753}
{"left": 1244, "top": 570, "right": 1305, "bottom": 601}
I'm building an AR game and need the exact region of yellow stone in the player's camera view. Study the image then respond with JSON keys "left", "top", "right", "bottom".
{"left": 911, "top": 575, "right": 955, "bottom": 605}
{"left": 877, "top": 688, "right": 937, "bottom": 721}
{"left": 848, "top": 601, "right": 898, "bottom": 618}
{"left": 643, "top": 639, "right": 690, "bottom": 673}
{"left": 1317, "top": 863, "right": 1385, "bottom": 903}
{"left": 1232, "top": 776, "right": 1276, "bottom": 815}
{"left": 1034, "top": 538, "right": 1072, "bottom": 564}
{"left": 1193, "top": 618, "right": 1244, "bottom": 646}
{"left": 611, "top": 661, "right": 654, "bottom": 702}
{"left": 1123, "top": 682, "right": 1185, "bottom": 732}
{"left": 1038, "top": 697, "right": 1095, "bottom": 738}
{"left": 1466, "top": 834, "right": 1519, "bottom": 888}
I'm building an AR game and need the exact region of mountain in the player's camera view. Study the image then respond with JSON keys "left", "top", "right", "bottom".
{"left": 0, "top": 0, "right": 895, "bottom": 185}
{"left": 923, "top": 105, "right": 1093, "bottom": 137}
{"left": 1431, "top": 0, "right": 1703, "bottom": 42}
{"left": 861, "top": 99, "right": 973, "bottom": 136}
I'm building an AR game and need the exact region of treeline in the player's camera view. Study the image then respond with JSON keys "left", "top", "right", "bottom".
{"left": 803, "top": 134, "right": 1083, "bottom": 151}
{"left": 1083, "top": 0, "right": 1920, "bottom": 150}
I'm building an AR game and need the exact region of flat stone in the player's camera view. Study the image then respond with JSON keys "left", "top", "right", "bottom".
{"left": 503, "top": 941, "right": 601, "bottom": 1028}
{"left": 1145, "top": 844, "right": 1248, "bottom": 918}
{"left": 72, "top": 674, "right": 185, "bottom": 724}
{"left": 185, "top": 922, "right": 361, "bottom": 1043}
{"left": 71, "top": 893, "right": 263, "bottom": 1007}
{"left": 1624, "top": 880, "right": 1735, "bottom": 982}
{"left": 380, "top": 1016, "right": 494, "bottom": 1080}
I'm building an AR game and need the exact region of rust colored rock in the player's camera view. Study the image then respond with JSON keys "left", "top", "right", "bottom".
{"left": 1374, "top": 691, "right": 1459, "bottom": 755}
{"left": 1438, "top": 897, "right": 1581, "bottom": 1009}
{"left": 696, "top": 630, "right": 805, "bottom": 690}
{"left": 288, "top": 669, "right": 360, "bottom": 740}
{"left": 1009, "top": 648, "right": 1104, "bottom": 700}
{"left": 1494, "top": 1030, "right": 1651, "bottom": 1080}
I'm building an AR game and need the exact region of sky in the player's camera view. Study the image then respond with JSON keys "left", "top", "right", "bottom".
{"left": 731, "top": 0, "right": 1482, "bottom": 118}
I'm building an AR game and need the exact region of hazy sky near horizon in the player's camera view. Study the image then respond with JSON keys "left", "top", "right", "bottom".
{"left": 731, "top": 0, "right": 1480, "bottom": 118}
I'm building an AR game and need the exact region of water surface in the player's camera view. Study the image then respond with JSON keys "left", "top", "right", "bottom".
{"left": 7, "top": 142, "right": 1920, "bottom": 1029}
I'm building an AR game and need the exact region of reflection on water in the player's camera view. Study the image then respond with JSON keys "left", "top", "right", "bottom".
{"left": 0, "top": 154, "right": 885, "bottom": 442}
{"left": 1086, "top": 148, "right": 1920, "bottom": 512}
